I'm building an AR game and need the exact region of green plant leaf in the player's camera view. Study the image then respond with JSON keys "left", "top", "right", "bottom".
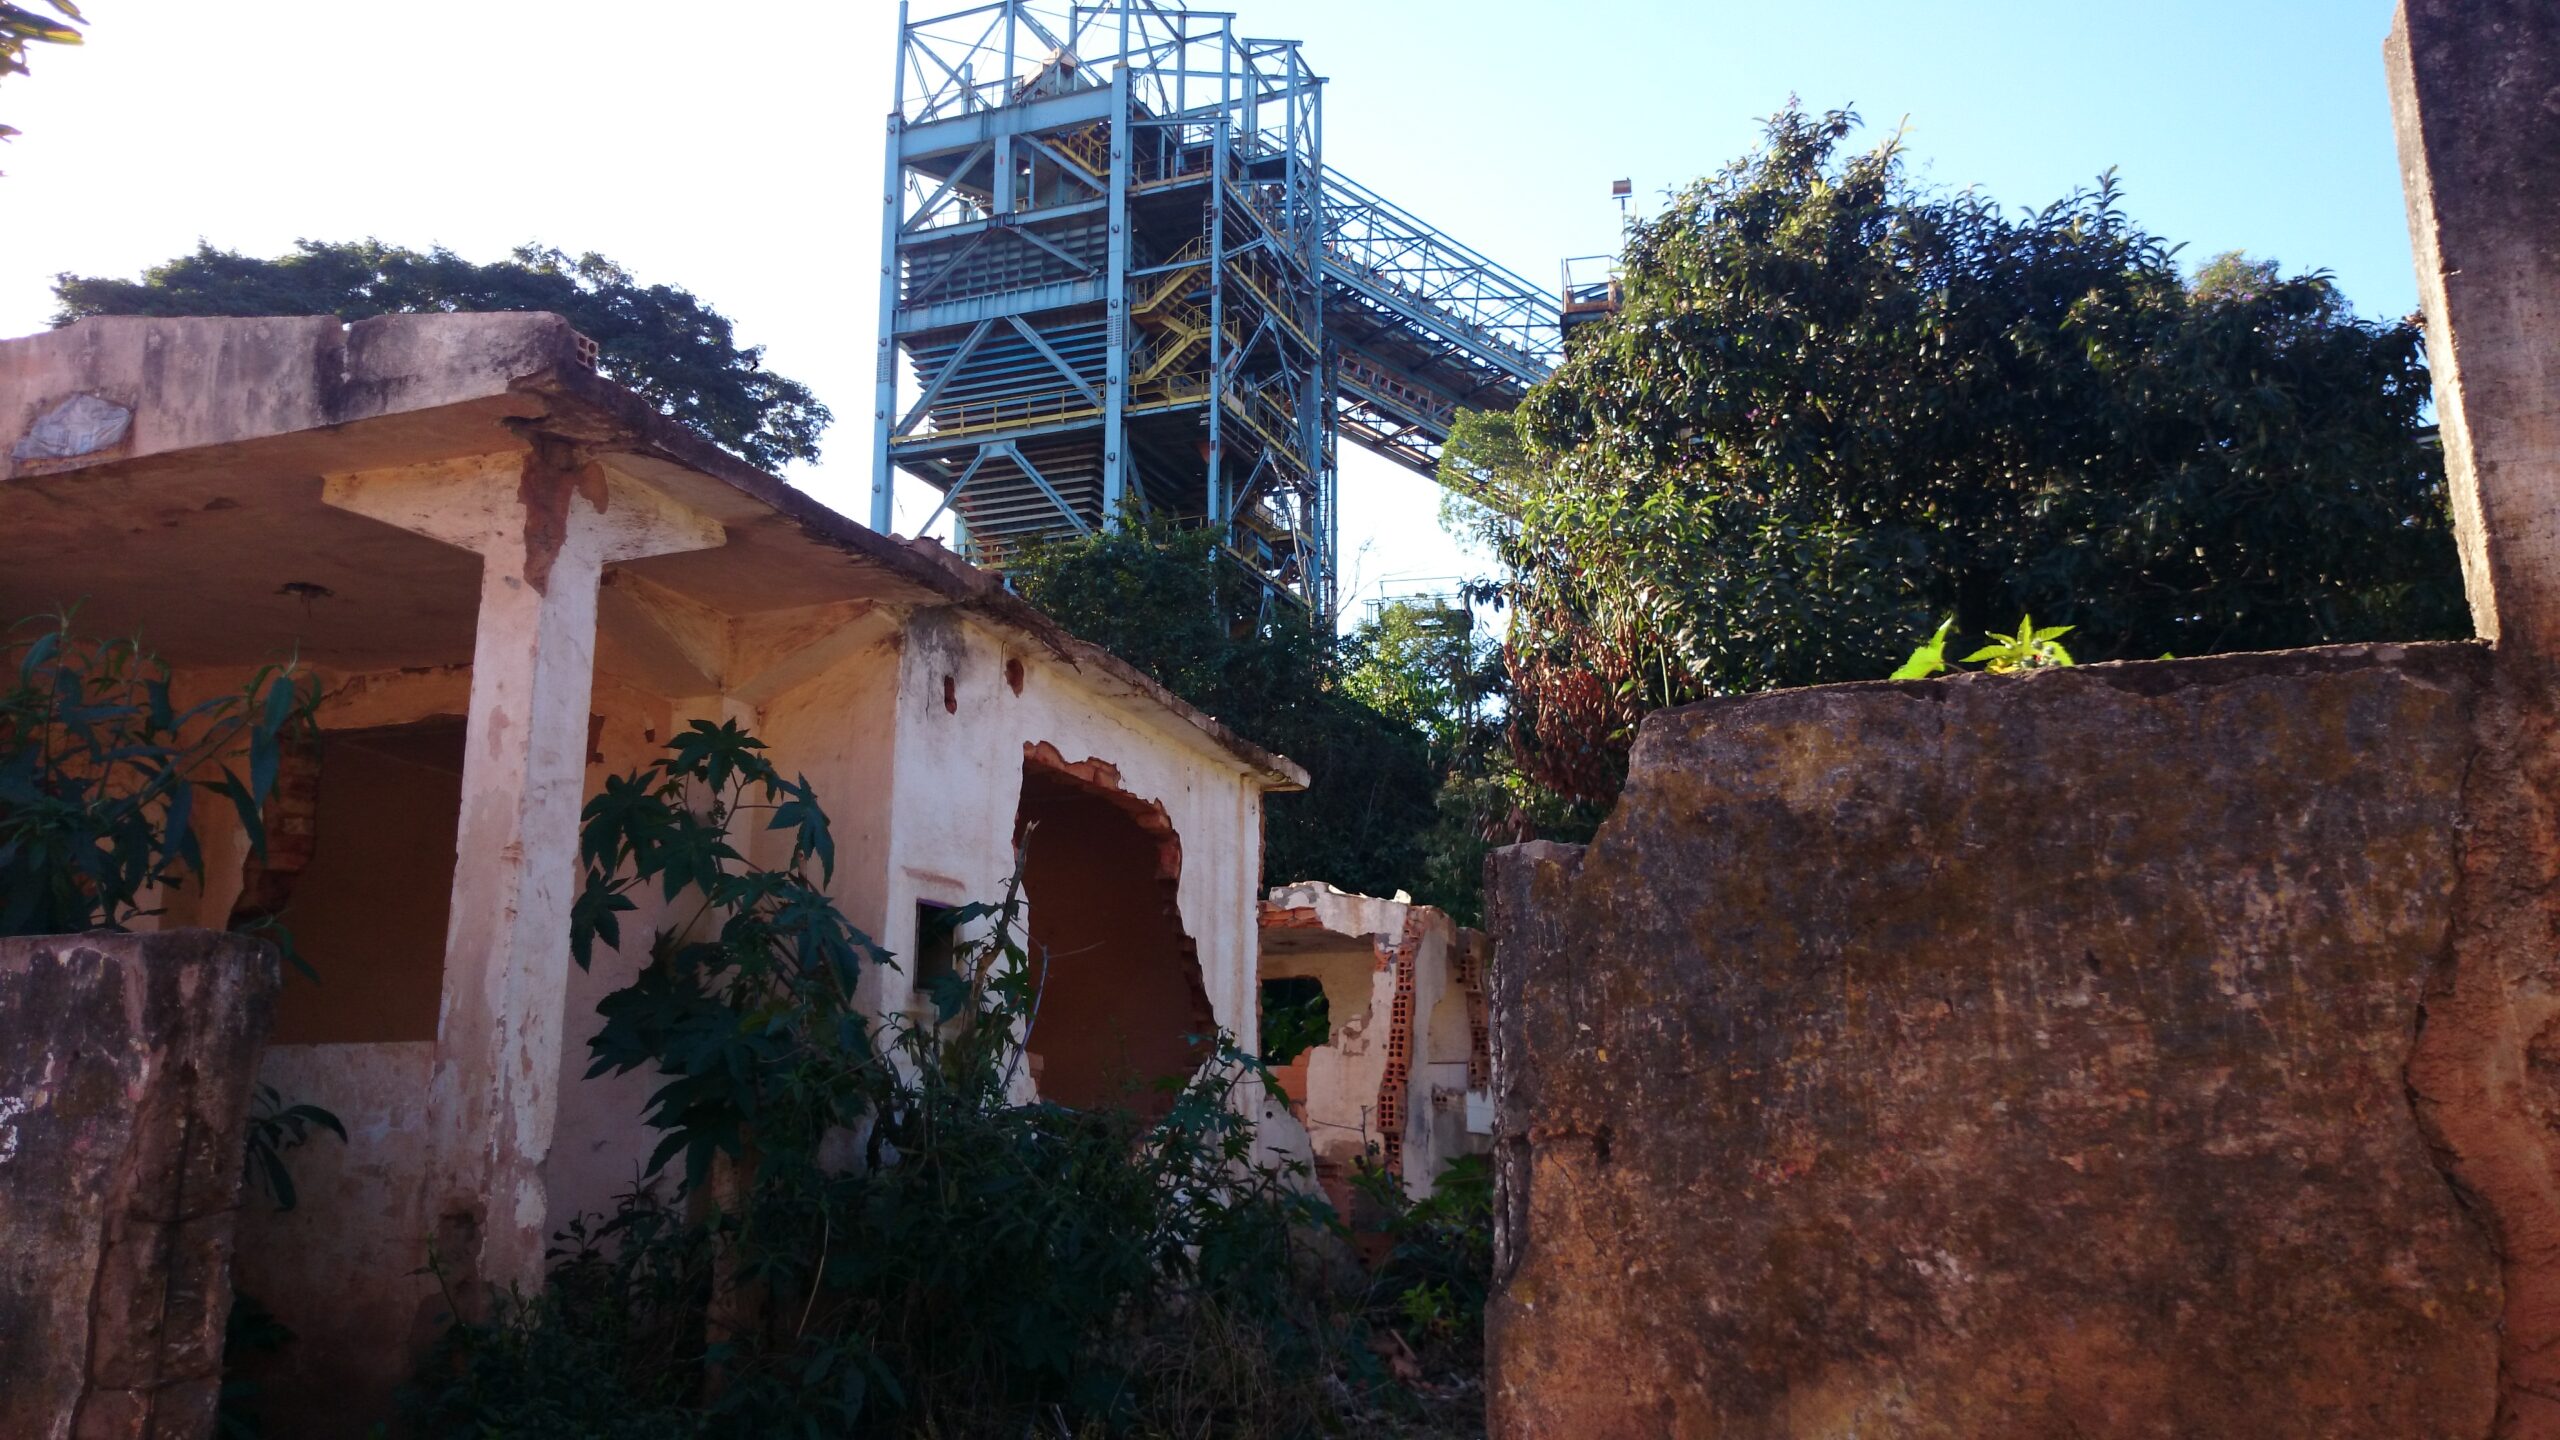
{"left": 1889, "top": 617, "right": 1955, "bottom": 680}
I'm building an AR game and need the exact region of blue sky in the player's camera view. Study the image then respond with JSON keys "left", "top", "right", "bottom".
{"left": 0, "top": 0, "right": 2419, "bottom": 618}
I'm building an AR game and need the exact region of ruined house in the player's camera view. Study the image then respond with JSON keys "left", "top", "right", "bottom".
{"left": 1258, "top": 882, "right": 1490, "bottom": 1208}
{"left": 0, "top": 312, "right": 1307, "bottom": 1428}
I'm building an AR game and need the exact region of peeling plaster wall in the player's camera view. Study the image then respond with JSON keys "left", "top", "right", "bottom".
{"left": 1265, "top": 931, "right": 1393, "bottom": 1170}
{"left": 211, "top": 596, "right": 1276, "bottom": 1436}
{"left": 1262, "top": 884, "right": 1492, "bottom": 1200}
{"left": 219, "top": 665, "right": 479, "bottom": 1432}
{"left": 541, "top": 674, "right": 691, "bottom": 1244}
{"left": 1486, "top": 644, "right": 2503, "bottom": 1440}
{"left": 0, "top": 311, "right": 1296, "bottom": 1440}
{"left": 190, "top": 659, "right": 693, "bottom": 1432}
{"left": 881, "top": 606, "right": 1268, "bottom": 1066}
{"left": 542, "top": 600, "right": 1271, "bottom": 1218}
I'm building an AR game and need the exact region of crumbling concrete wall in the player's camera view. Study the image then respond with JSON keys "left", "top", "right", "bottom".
{"left": 2389, "top": 5, "right": 2560, "bottom": 1429}
{"left": 1261, "top": 882, "right": 1492, "bottom": 1202}
{"left": 0, "top": 930, "right": 281, "bottom": 1440}
{"left": 1487, "top": 645, "right": 2504, "bottom": 1439}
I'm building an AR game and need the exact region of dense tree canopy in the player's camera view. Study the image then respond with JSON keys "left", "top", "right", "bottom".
{"left": 1466, "top": 107, "right": 2465, "bottom": 805}
{"left": 1341, "top": 592, "right": 1599, "bottom": 923}
{"left": 54, "top": 240, "right": 831, "bottom": 470}
{"left": 1008, "top": 523, "right": 1441, "bottom": 901}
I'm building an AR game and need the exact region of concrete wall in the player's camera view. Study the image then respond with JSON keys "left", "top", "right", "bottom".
{"left": 212, "top": 664, "right": 519, "bottom": 1431}
{"left": 1486, "top": 646, "right": 2503, "bottom": 1438}
{"left": 0, "top": 930, "right": 280, "bottom": 1440}
{"left": 1479, "top": 12, "right": 2560, "bottom": 1434}
{"left": 228, "top": 1043, "right": 437, "bottom": 1434}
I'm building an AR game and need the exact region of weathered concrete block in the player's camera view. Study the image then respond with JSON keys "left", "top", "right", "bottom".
{"left": 0, "top": 930, "right": 281, "bottom": 1440}
{"left": 1487, "top": 644, "right": 2501, "bottom": 1439}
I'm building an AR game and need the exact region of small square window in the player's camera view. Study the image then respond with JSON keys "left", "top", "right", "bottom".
{"left": 915, "top": 901, "right": 959, "bottom": 985}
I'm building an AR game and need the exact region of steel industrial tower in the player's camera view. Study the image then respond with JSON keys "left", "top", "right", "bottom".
{"left": 871, "top": 0, "right": 1564, "bottom": 615}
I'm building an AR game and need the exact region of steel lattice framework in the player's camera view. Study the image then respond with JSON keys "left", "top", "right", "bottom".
{"left": 872, "top": 0, "right": 1562, "bottom": 614}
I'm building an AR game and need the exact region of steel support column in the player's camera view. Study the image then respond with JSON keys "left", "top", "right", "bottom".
{"left": 871, "top": 106, "right": 907, "bottom": 533}
{"left": 1100, "top": 65, "right": 1133, "bottom": 524}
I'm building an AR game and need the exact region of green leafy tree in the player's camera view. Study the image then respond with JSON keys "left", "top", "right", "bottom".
{"left": 1341, "top": 592, "right": 1593, "bottom": 922}
{"left": 1, "top": 0, "right": 81, "bottom": 149}
{"left": 1477, "top": 106, "right": 2466, "bottom": 805}
{"left": 1343, "top": 597, "right": 1495, "bottom": 759}
{"left": 53, "top": 240, "right": 831, "bottom": 471}
{"left": 1007, "top": 521, "right": 1440, "bottom": 900}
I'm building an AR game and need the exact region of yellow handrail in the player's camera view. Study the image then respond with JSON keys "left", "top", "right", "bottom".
{"left": 918, "top": 389, "right": 1102, "bottom": 442}
{"left": 1131, "top": 237, "right": 1209, "bottom": 317}
{"left": 1053, "top": 124, "right": 1110, "bottom": 181}
{"left": 1224, "top": 261, "right": 1318, "bottom": 353}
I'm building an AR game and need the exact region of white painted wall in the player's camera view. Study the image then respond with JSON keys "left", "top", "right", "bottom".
{"left": 876, "top": 606, "right": 1270, "bottom": 1058}
{"left": 545, "top": 599, "right": 1280, "bottom": 1229}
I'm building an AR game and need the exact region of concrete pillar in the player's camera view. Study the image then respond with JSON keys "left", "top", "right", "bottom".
{"left": 323, "top": 442, "right": 722, "bottom": 1295}
{"left": 2387, "top": 1, "right": 2560, "bottom": 661}
{"left": 2389, "top": 9, "right": 2560, "bottom": 1436}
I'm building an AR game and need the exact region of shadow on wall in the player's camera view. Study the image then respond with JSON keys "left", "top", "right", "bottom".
{"left": 1015, "top": 742, "right": 1213, "bottom": 1112}
{"left": 268, "top": 717, "right": 467, "bottom": 1043}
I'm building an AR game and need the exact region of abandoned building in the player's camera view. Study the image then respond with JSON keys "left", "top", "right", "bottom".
{"left": 1258, "top": 882, "right": 1491, "bottom": 1210}
{"left": 17, "top": 3, "right": 2559, "bottom": 1438}
{"left": 0, "top": 311, "right": 1311, "bottom": 1429}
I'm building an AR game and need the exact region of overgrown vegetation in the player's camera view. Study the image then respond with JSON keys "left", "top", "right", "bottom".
{"left": 1457, "top": 105, "right": 2466, "bottom": 806}
{"left": 53, "top": 240, "right": 831, "bottom": 470}
{"left": 1012, "top": 112, "right": 2450, "bottom": 899}
{"left": 415, "top": 719, "right": 1482, "bottom": 1437}
{"left": 0, "top": 611, "right": 309, "bottom": 935}
{"left": 1353, "top": 1155, "right": 1493, "bottom": 1390}
{"left": 0, "top": 612, "right": 339, "bottom": 1439}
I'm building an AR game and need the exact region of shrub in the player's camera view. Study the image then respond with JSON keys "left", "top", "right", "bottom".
{"left": 0, "top": 610, "right": 309, "bottom": 935}
{"left": 1356, "top": 1155, "right": 1494, "bottom": 1382}
{"left": 414, "top": 721, "right": 1408, "bottom": 1438}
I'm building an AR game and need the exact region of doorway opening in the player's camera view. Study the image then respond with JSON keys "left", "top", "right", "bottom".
{"left": 268, "top": 716, "right": 466, "bottom": 1044}
{"left": 1013, "top": 743, "right": 1212, "bottom": 1111}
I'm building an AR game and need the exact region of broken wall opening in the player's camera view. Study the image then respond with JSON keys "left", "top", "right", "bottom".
{"left": 1259, "top": 975, "right": 1330, "bottom": 1066}
{"left": 1258, "top": 909, "right": 1391, "bottom": 1215}
{"left": 1014, "top": 743, "right": 1212, "bottom": 1111}
{"left": 268, "top": 716, "right": 466, "bottom": 1044}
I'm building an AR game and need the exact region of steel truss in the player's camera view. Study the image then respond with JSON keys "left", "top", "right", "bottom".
{"left": 874, "top": 0, "right": 1562, "bottom": 615}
